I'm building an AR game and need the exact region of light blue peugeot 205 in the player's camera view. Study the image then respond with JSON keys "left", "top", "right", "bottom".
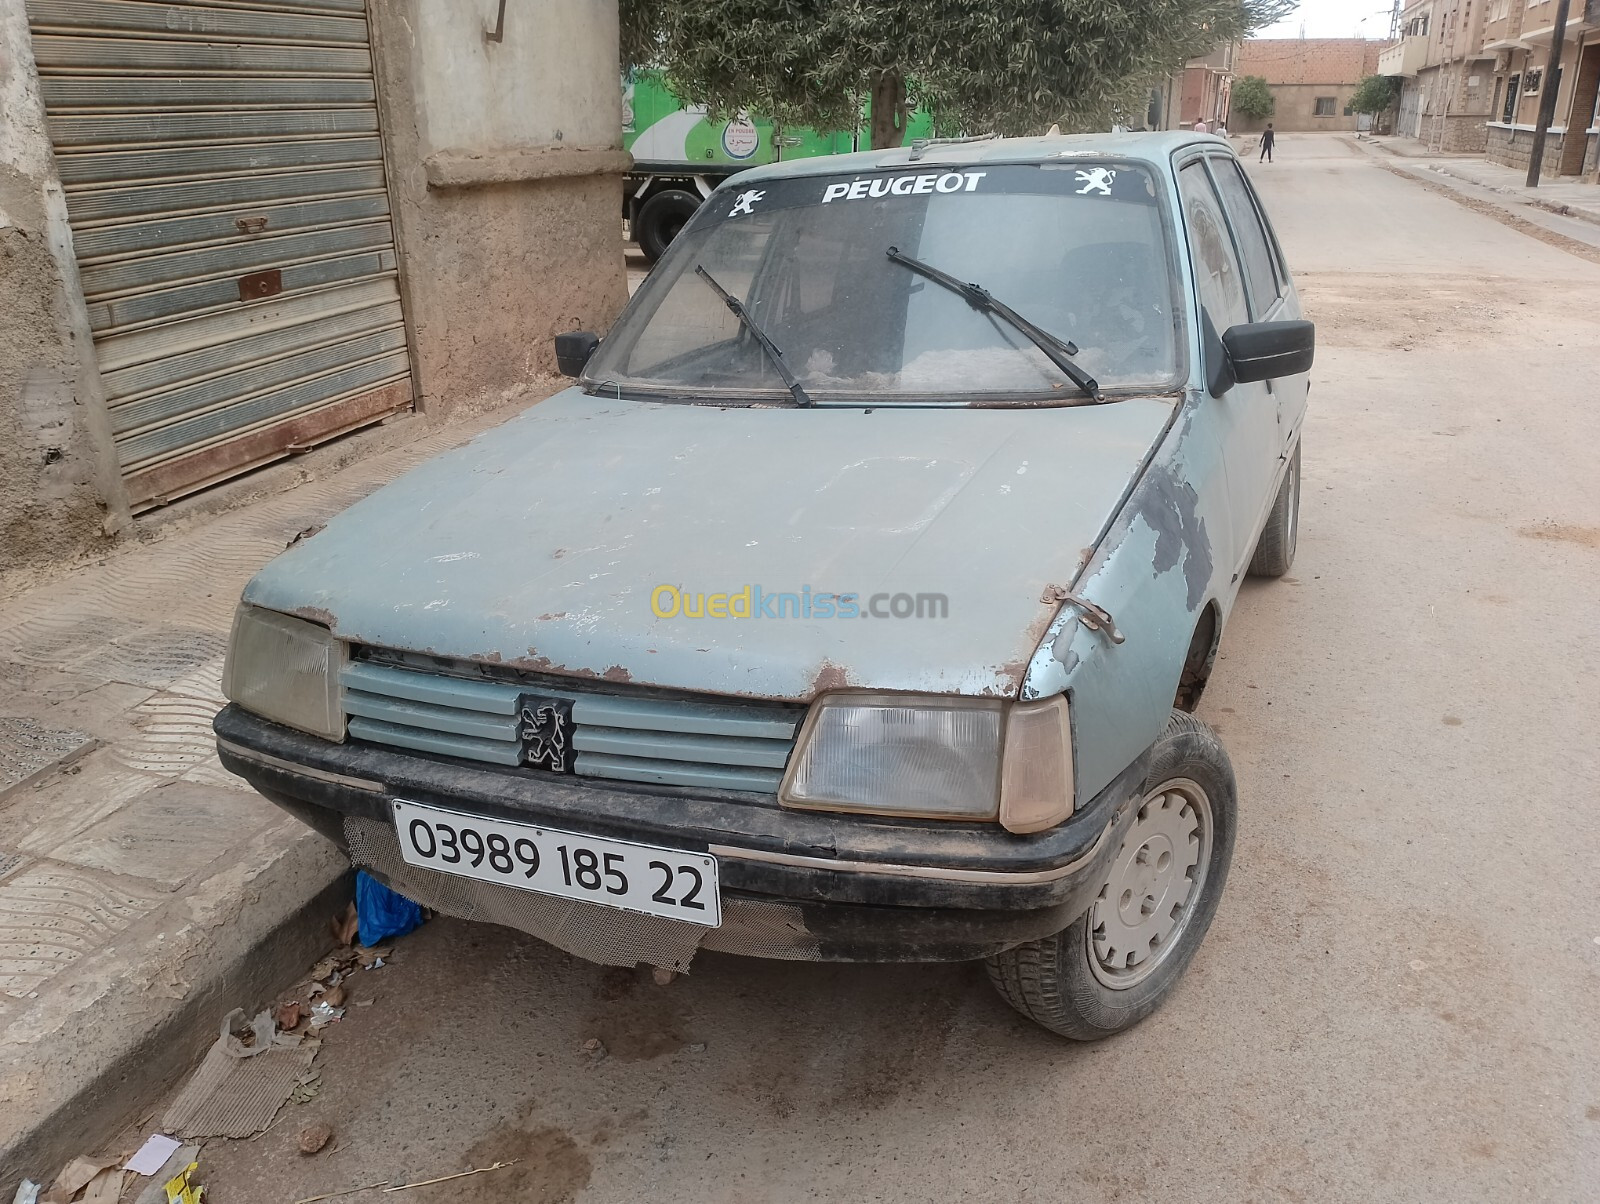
{"left": 217, "top": 131, "right": 1311, "bottom": 1039}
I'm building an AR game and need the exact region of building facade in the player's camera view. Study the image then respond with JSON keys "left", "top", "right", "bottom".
{"left": 1232, "top": 39, "right": 1389, "bottom": 132}
{"left": 1383, "top": 0, "right": 1496, "bottom": 152}
{"left": 1381, "top": 0, "right": 1600, "bottom": 173}
{"left": 0, "top": 0, "right": 630, "bottom": 576}
{"left": 1150, "top": 44, "right": 1239, "bottom": 130}
{"left": 1481, "top": 0, "right": 1600, "bottom": 174}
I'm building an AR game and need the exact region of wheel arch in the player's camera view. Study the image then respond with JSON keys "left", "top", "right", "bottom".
{"left": 1173, "top": 599, "right": 1223, "bottom": 712}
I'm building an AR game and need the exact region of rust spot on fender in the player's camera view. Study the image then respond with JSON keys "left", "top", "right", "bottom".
{"left": 535, "top": 612, "right": 568, "bottom": 622}
{"left": 601, "top": 665, "right": 633, "bottom": 682}
{"left": 809, "top": 660, "right": 851, "bottom": 696}
{"left": 290, "top": 606, "right": 337, "bottom": 628}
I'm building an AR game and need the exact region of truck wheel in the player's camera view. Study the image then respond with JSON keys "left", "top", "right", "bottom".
{"left": 1248, "top": 440, "right": 1300, "bottom": 578}
{"left": 985, "top": 710, "right": 1236, "bottom": 1040}
{"left": 635, "top": 189, "right": 701, "bottom": 262}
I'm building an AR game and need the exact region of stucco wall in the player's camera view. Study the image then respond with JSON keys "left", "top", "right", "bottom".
{"left": 369, "top": 0, "right": 630, "bottom": 418}
{"left": 0, "top": 0, "right": 127, "bottom": 579}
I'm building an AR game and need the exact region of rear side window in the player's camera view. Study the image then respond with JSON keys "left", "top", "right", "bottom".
{"left": 1208, "top": 158, "right": 1282, "bottom": 317}
{"left": 1177, "top": 162, "right": 1249, "bottom": 334}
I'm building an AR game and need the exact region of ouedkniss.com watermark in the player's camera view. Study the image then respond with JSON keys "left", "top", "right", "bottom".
{"left": 651, "top": 585, "right": 949, "bottom": 620}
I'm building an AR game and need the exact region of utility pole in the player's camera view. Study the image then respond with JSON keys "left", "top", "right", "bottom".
{"left": 1525, "top": 0, "right": 1572, "bottom": 187}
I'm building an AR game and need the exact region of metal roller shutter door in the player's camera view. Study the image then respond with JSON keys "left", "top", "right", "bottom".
{"left": 26, "top": 0, "right": 415, "bottom": 510}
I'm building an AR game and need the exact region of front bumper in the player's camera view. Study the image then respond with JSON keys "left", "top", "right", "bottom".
{"left": 215, "top": 705, "right": 1147, "bottom": 963}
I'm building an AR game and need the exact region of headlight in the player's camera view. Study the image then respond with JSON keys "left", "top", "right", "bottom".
{"left": 222, "top": 605, "right": 344, "bottom": 740}
{"left": 781, "top": 695, "right": 1003, "bottom": 820}
{"left": 780, "top": 692, "right": 1074, "bottom": 832}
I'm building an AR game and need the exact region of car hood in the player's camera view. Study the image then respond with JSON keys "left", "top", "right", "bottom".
{"left": 244, "top": 388, "right": 1175, "bottom": 700}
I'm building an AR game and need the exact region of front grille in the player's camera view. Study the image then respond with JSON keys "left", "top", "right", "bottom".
{"left": 340, "top": 657, "right": 801, "bottom": 793}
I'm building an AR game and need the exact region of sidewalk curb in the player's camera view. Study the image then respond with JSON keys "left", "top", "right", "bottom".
{"left": 1422, "top": 161, "right": 1600, "bottom": 229}
{"left": 1348, "top": 135, "right": 1600, "bottom": 230}
{"left": 0, "top": 826, "right": 350, "bottom": 1193}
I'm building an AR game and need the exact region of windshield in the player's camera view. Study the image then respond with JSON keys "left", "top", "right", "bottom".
{"left": 586, "top": 161, "right": 1183, "bottom": 403}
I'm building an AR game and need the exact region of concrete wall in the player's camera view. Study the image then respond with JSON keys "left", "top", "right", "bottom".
{"left": 0, "top": 0, "right": 128, "bottom": 578}
{"left": 1437, "top": 113, "right": 1490, "bottom": 152}
{"left": 369, "top": 0, "right": 631, "bottom": 419}
{"left": 1486, "top": 123, "right": 1576, "bottom": 173}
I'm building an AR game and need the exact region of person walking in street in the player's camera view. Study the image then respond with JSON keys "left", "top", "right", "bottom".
{"left": 1260, "top": 122, "right": 1276, "bottom": 162}
{"left": 1193, "top": 117, "right": 1208, "bottom": 133}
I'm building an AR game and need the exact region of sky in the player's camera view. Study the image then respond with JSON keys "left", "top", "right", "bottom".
{"left": 1254, "top": 0, "right": 1399, "bottom": 39}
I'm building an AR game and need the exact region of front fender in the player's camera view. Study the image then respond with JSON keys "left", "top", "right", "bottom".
{"left": 1023, "top": 396, "right": 1231, "bottom": 807}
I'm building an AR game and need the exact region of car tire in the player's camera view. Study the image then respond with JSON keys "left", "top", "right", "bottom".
{"left": 985, "top": 710, "right": 1237, "bottom": 1040}
{"left": 635, "top": 189, "right": 701, "bottom": 262}
{"left": 1248, "top": 440, "right": 1301, "bottom": 578}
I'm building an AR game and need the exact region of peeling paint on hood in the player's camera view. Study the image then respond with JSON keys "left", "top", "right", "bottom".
{"left": 243, "top": 388, "right": 1176, "bottom": 701}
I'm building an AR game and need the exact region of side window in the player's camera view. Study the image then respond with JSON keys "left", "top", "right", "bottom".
{"left": 1208, "top": 158, "right": 1282, "bottom": 317}
{"left": 1177, "top": 161, "right": 1248, "bottom": 336}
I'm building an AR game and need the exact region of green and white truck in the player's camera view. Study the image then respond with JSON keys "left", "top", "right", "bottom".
{"left": 622, "top": 70, "right": 933, "bottom": 260}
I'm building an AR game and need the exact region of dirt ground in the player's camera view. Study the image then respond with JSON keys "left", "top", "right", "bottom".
{"left": 145, "top": 137, "right": 1600, "bottom": 1203}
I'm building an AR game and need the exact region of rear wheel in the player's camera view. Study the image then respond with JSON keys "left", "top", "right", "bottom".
{"left": 634, "top": 189, "right": 701, "bottom": 262}
{"left": 985, "top": 711, "right": 1236, "bottom": 1040}
{"left": 1248, "top": 440, "right": 1301, "bottom": 578}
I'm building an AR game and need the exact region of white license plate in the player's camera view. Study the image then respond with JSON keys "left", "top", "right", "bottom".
{"left": 392, "top": 800, "right": 721, "bottom": 927}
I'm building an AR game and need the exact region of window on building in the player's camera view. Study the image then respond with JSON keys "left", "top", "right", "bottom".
{"left": 1504, "top": 73, "right": 1520, "bottom": 120}
{"left": 1491, "top": 78, "right": 1502, "bottom": 117}
{"left": 1524, "top": 68, "right": 1542, "bottom": 94}
{"left": 1314, "top": 96, "right": 1338, "bottom": 116}
{"left": 1404, "top": 14, "right": 1430, "bottom": 34}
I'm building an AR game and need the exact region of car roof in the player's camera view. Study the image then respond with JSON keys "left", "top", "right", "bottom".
{"left": 726, "top": 131, "right": 1224, "bottom": 186}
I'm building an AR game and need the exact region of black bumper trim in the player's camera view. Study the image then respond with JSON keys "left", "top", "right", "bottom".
{"left": 215, "top": 704, "right": 1146, "bottom": 913}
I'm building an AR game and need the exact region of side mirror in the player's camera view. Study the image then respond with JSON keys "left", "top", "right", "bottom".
{"left": 1222, "top": 320, "right": 1315, "bottom": 385}
{"left": 554, "top": 331, "right": 600, "bottom": 378}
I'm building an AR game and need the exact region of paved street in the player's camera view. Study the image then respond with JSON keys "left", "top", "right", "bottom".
{"left": 139, "top": 138, "right": 1600, "bottom": 1201}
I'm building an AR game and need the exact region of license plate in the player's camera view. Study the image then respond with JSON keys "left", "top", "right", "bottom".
{"left": 391, "top": 800, "right": 721, "bottom": 927}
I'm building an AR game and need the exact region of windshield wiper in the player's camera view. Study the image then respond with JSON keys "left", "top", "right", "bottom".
{"left": 885, "top": 247, "right": 1104, "bottom": 402}
{"left": 694, "top": 266, "right": 812, "bottom": 407}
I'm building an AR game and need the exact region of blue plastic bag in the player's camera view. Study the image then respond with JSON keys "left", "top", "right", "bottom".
{"left": 355, "top": 870, "right": 423, "bottom": 946}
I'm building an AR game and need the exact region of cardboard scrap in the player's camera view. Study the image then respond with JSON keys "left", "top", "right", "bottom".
{"left": 80, "top": 1168, "right": 123, "bottom": 1204}
{"left": 42, "top": 1156, "right": 105, "bottom": 1204}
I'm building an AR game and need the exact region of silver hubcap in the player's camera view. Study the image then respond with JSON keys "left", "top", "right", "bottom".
{"left": 1087, "top": 777, "right": 1213, "bottom": 989}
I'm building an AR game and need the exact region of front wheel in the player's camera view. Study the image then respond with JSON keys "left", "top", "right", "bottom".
{"left": 985, "top": 711, "right": 1237, "bottom": 1040}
